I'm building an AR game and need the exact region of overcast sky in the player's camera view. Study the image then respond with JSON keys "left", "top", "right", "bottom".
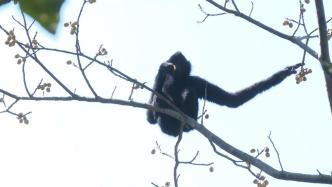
{"left": 0, "top": 0, "right": 331, "bottom": 187}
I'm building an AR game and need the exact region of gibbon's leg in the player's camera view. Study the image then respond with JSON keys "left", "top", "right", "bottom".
{"left": 159, "top": 113, "right": 181, "bottom": 136}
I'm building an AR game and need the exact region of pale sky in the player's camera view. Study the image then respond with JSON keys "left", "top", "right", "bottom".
{"left": 0, "top": 0, "right": 331, "bottom": 187}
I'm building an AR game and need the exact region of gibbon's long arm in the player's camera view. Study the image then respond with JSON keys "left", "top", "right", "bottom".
{"left": 192, "top": 64, "right": 301, "bottom": 108}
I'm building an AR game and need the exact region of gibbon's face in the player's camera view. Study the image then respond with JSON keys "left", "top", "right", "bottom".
{"left": 162, "top": 62, "right": 176, "bottom": 75}
{"left": 160, "top": 62, "right": 176, "bottom": 88}
{"left": 167, "top": 52, "right": 191, "bottom": 78}
{"left": 161, "top": 61, "right": 187, "bottom": 79}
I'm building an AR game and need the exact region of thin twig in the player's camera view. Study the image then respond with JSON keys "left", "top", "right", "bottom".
{"left": 249, "top": 1, "right": 254, "bottom": 17}
{"left": 292, "top": 0, "right": 304, "bottom": 37}
{"left": 178, "top": 151, "right": 214, "bottom": 166}
{"left": 27, "top": 20, "right": 36, "bottom": 31}
{"left": 199, "top": 81, "right": 208, "bottom": 125}
{"left": 74, "top": 1, "right": 99, "bottom": 98}
{"left": 22, "top": 59, "right": 32, "bottom": 97}
{"left": 32, "top": 79, "right": 44, "bottom": 96}
{"left": 155, "top": 141, "right": 174, "bottom": 159}
{"left": 231, "top": 0, "right": 240, "bottom": 12}
{"left": 151, "top": 182, "right": 159, "bottom": 187}
{"left": 268, "top": 132, "right": 284, "bottom": 171}
{"left": 301, "top": 39, "right": 310, "bottom": 67}
{"left": 309, "top": 17, "right": 332, "bottom": 36}
{"left": 209, "top": 140, "right": 260, "bottom": 179}
{"left": 111, "top": 86, "right": 117, "bottom": 99}
{"left": 0, "top": 23, "right": 76, "bottom": 97}
{"left": 197, "top": 4, "right": 226, "bottom": 23}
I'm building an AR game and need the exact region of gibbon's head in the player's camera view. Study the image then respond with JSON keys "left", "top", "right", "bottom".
{"left": 166, "top": 51, "right": 192, "bottom": 79}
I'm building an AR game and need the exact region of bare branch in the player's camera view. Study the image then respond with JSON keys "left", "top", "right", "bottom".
{"left": 1, "top": 1, "right": 331, "bottom": 185}
{"left": 110, "top": 85, "right": 117, "bottom": 99}
{"left": 151, "top": 182, "right": 159, "bottom": 187}
{"left": 74, "top": 1, "right": 98, "bottom": 98}
{"left": 155, "top": 141, "right": 174, "bottom": 159}
{"left": 178, "top": 151, "right": 214, "bottom": 166}
{"left": 249, "top": 1, "right": 254, "bottom": 17}
{"left": 291, "top": 1, "right": 304, "bottom": 37}
{"left": 22, "top": 59, "right": 32, "bottom": 97}
{"left": 32, "top": 79, "right": 44, "bottom": 96}
{"left": 205, "top": 0, "right": 319, "bottom": 60}
{"left": 309, "top": 16, "right": 332, "bottom": 36}
{"left": 197, "top": 4, "right": 226, "bottom": 23}
{"left": 268, "top": 132, "right": 284, "bottom": 171}
{"left": 230, "top": 0, "right": 240, "bottom": 12}
{"left": 173, "top": 125, "right": 183, "bottom": 187}
{"left": 206, "top": 0, "right": 332, "bottom": 113}
{"left": 314, "top": 0, "right": 332, "bottom": 113}
{"left": 195, "top": 121, "right": 332, "bottom": 184}
{"left": 209, "top": 141, "right": 262, "bottom": 179}
{"left": 0, "top": 23, "right": 76, "bottom": 97}
{"left": 0, "top": 99, "right": 19, "bottom": 113}
{"left": 314, "top": 0, "right": 331, "bottom": 62}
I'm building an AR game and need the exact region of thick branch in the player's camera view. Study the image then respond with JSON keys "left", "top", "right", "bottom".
{"left": 315, "top": 0, "right": 332, "bottom": 113}
{"left": 315, "top": 0, "right": 330, "bottom": 62}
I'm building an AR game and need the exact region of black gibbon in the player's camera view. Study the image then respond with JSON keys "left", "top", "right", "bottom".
{"left": 147, "top": 52, "right": 301, "bottom": 136}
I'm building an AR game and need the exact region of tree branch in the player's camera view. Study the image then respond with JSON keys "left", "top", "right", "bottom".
{"left": 205, "top": 0, "right": 319, "bottom": 60}
{"left": 205, "top": 0, "right": 332, "bottom": 113}
{"left": 1, "top": 1, "right": 331, "bottom": 185}
{"left": 192, "top": 119, "right": 332, "bottom": 184}
{"left": 74, "top": 1, "right": 99, "bottom": 98}
{"left": 315, "top": 0, "right": 331, "bottom": 62}
{"left": 315, "top": 0, "right": 332, "bottom": 113}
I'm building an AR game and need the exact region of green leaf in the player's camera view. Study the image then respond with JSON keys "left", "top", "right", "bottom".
{"left": 19, "top": 0, "right": 65, "bottom": 34}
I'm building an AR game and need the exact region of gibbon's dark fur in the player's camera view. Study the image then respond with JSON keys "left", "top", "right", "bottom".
{"left": 147, "top": 52, "right": 300, "bottom": 136}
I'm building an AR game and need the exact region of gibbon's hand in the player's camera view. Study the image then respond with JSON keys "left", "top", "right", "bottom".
{"left": 286, "top": 63, "right": 302, "bottom": 74}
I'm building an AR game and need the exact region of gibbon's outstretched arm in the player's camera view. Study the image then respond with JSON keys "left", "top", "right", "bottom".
{"left": 191, "top": 63, "right": 301, "bottom": 108}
